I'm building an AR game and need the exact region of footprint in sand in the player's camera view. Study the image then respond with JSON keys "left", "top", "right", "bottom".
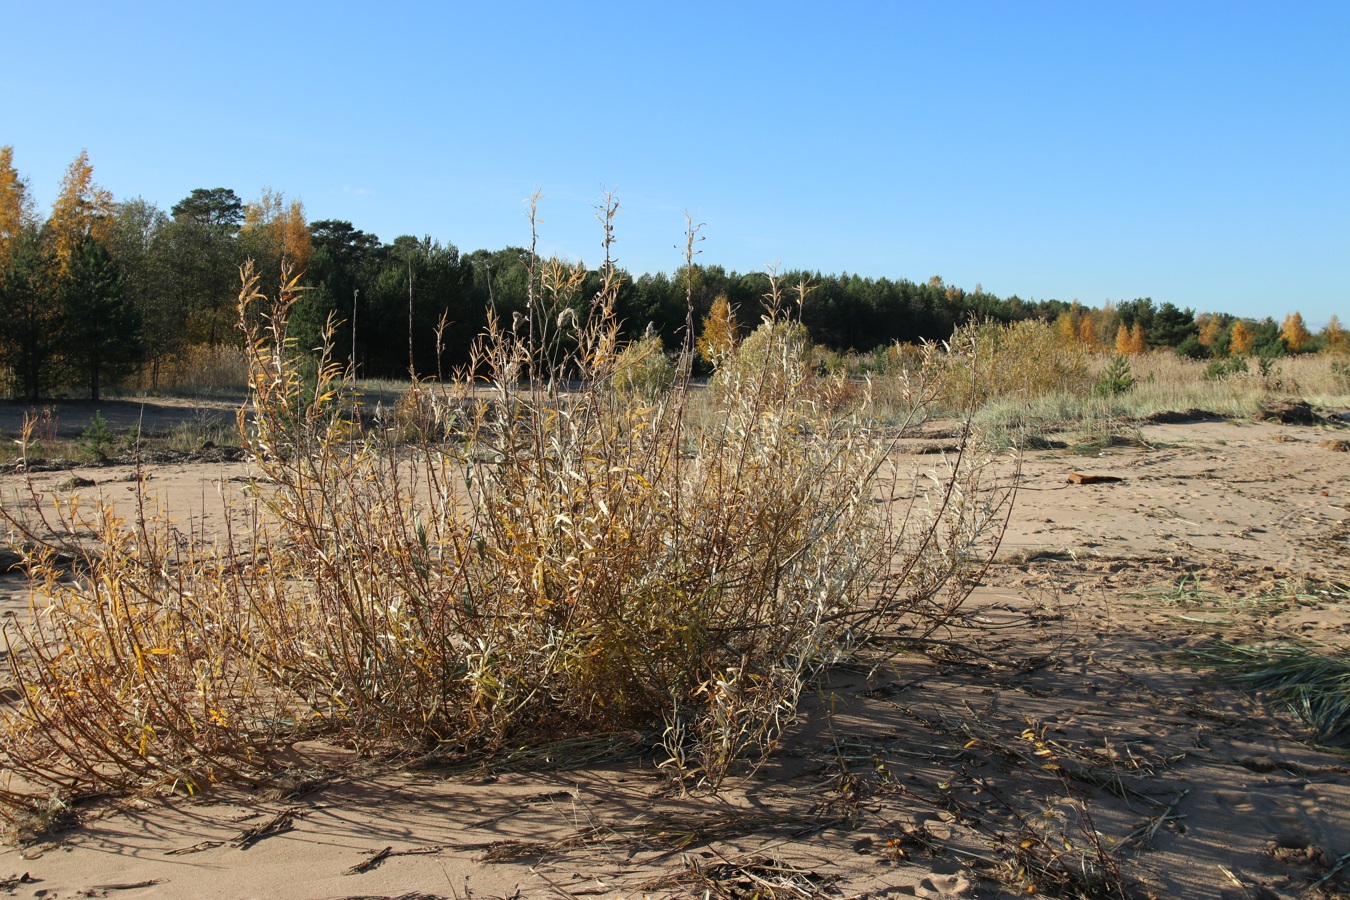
{"left": 1251, "top": 794, "right": 1318, "bottom": 852}
{"left": 898, "top": 863, "right": 972, "bottom": 898}
{"left": 1214, "top": 789, "right": 1255, "bottom": 814}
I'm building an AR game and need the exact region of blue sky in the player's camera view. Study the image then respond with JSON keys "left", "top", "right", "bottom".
{"left": 6, "top": 1, "right": 1348, "bottom": 325}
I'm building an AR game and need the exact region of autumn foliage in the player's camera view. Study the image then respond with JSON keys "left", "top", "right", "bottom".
{"left": 0, "top": 146, "right": 32, "bottom": 273}
{"left": 697, "top": 293, "right": 740, "bottom": 367}
{"left": 1229, "top": 320, "right": 1255, "bottom": 356}
{"left": 242, "top": 187, "right": 312, "bottom": 272}
{"left": 1280, "top": 312, "right": 1311, "bottom": 353}
{"left": 47, "top": 151, "right": 114, "bottom": 279}
{"left": 4, "top": 142, "right": 1348, "bottom": 403}
{"left": 1325, "top": 315, "right": 1348, "bottom": 355}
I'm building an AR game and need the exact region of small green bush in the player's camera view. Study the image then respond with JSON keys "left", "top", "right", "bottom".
{"left": 1205, "top": 356, "right": 1247, "bottom": 381}
{"left": 1256, "top": 350, "right": 1280, "bottom": 379}
{"left": 710, "top": 319, "right": 811, "bottom": 398}
{"left": 77, "top": 412, "right": 115, "bottom": 461}
{"left": 933, "top": 320, "right": 1093, "bottom": 411}
{"left": 1175, "top": 335, "right": 1208, "bottom": 360}
{"left": 1092, "top": 355, "right": 1135, "bottom": 397}
{"left": 611, "top": 333, "right": 676, "bottom": 398}
{"left": 1332, "top": 359, "right": 1350, "bottom": 392}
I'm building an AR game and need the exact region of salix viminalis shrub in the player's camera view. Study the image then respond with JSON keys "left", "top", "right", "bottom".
{"left": 0, "top": 193, "right": 1014, "bottom": 814}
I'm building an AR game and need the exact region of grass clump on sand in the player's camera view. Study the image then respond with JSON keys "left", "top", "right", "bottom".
{"left": 945, "top": 346, "right": 1350, "bottom": 455}
{"left": 1171, "top": 581, "right": 1350, "bottom": 743}
{"left": 0, "top": 197, "right": 1012, "bottom": 818}
{"left": 1187, "top": 640, "right": 1350, "bottom": 743}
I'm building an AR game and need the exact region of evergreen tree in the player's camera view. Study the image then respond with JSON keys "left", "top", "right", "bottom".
{"left": 0, "top": 227, "right": 59, "bottom": 399}
{"left": 1148, "top": 302, "right": 1198, "bottom": 348}
{"left": 167, "top": 188, "right": 248, "bottom": 346}
{"left": 171, "top": 188, "right": 244, "bottom": 231}
{"left": 62, "top": 236, "right": 142, "bottom": 400}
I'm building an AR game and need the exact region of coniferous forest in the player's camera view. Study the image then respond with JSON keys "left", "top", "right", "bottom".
{"left": 1, "top": 148, "right": 1344, "bottom": 400}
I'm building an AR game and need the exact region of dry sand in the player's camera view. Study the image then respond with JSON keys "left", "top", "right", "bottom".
{"left": 1, "top": 403, "right": 1348, "bottom": 898}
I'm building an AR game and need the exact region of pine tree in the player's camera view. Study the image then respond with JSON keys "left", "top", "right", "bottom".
{"left": 0, "top": 228, "right": 59, "bottom": 399}
{"left": 1230, "top": 321, "right": 1255, "bottom": 356}
{"left": 62, "top": 236, "right": 142, "bottom": 400}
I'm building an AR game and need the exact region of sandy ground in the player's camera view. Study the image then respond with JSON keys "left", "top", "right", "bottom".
{"left": 0, "top": 404, "right": 1348, "bottom": 898}
{"left": 0, "top": 397, "right": 242, "bottom": 439}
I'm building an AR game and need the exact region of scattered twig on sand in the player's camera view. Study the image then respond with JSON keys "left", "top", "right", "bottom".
{"left": 466, "top": 790, "right": 575, "bottom": 828}
{"left": 164, "top": 839, "right": 225, "bottom": 856}
{"left": 345, "top": 845, "right": 445, "bottom": 875}
{"left": 1312, "top": 851, "right": 1350, "bottom": 889}
{"left": 1122, "top": 789, "right": 1189, "bottom": 851}
{"left": 232, "top": 806, "right": 308, "bottom": 849}
{"left": 642, "top": 850, "right": 838, "bottom": 898}
{"left": 86, "top": 879, "right": 167, "bottom": 892}
{"left": 0, "top": 873, "right": 38, "bottom": 890}
{"left": 346, "top": 846, "right": 392, "bottom": 874}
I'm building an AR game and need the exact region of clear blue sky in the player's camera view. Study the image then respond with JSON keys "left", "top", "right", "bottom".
{"left": 7, "top": 1, "right": 1348, "bottom": 325}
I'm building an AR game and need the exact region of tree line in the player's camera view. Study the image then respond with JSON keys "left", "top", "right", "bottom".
{"left": 1, "top": 147, "right": 1343, "bottom": 401}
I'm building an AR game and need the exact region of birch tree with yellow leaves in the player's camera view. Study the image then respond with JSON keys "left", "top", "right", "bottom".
{"left": 48, "top": 150, "right": 114, "bottom": 278}
{"left": 241, "top": 188, "right": 312, "bottom": 276}
{"left": 0, "top": 146, "right": 36, "bottom": 274}
{"left": 697, "top": 293, "right": 740, "bottom": 367}
{"left": 1279, "top": 311, "right": 1311, "bottom": 353}
{"left": 1323, "top": 315, "right": 1348, "bottom": 355}
{"left": 0, "top": 147, "right": 59, "bottom": 398}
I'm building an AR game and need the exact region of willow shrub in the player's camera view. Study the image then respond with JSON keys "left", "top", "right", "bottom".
{"left": 936, "top": 319, "right": 1094, "bottom": 411}
{"left": 0, "top": 209, "right": 1010, "bottom": 813}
